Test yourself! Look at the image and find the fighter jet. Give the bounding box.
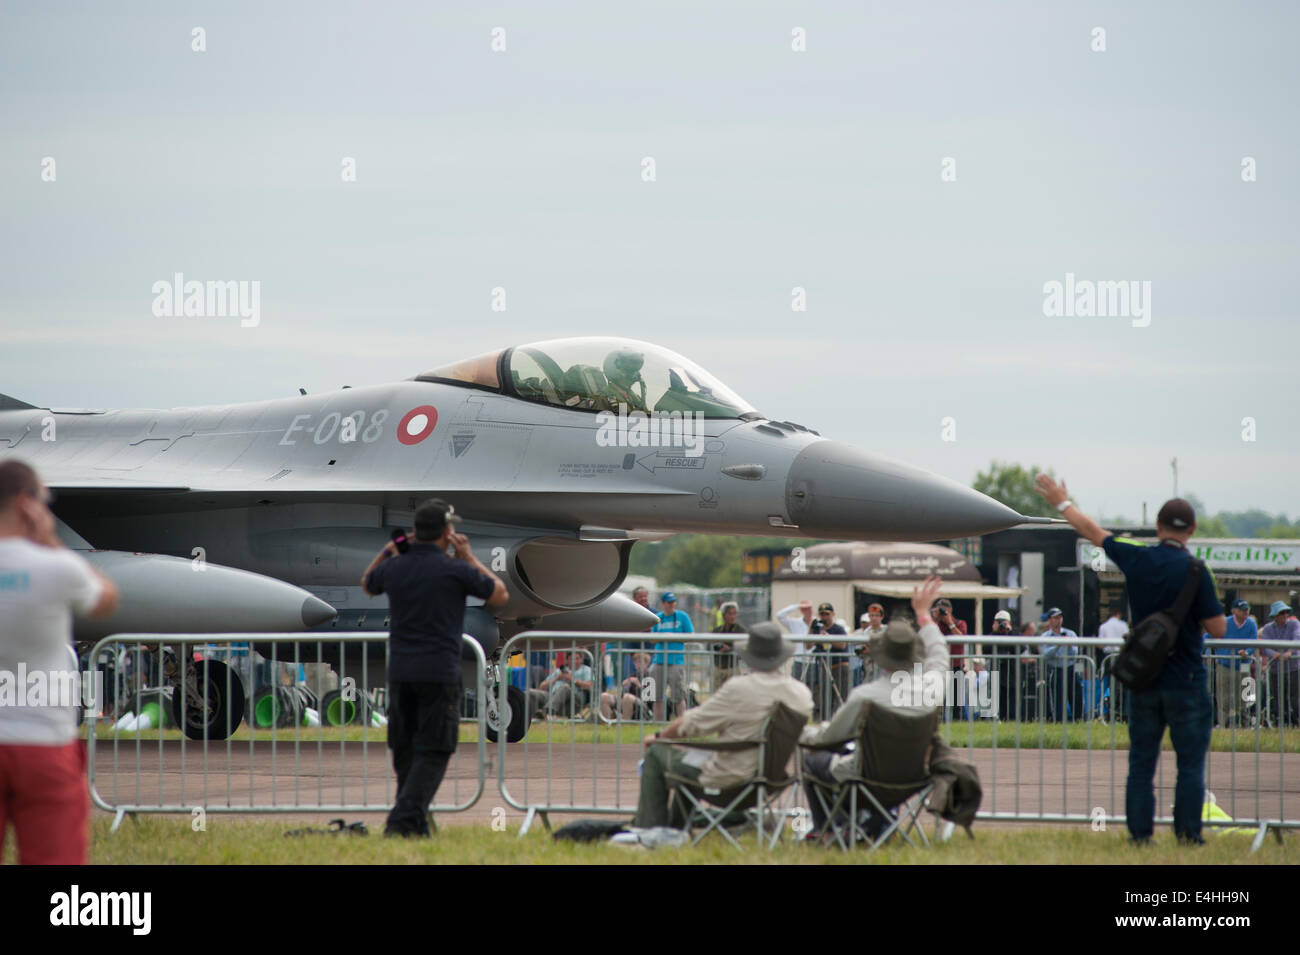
[0,336,1034,739]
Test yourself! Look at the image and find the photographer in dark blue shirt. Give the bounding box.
[361,499,508,836]
[1036,477,1224,845]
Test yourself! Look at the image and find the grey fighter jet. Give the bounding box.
[0,337,1036,740]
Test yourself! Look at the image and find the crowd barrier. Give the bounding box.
[86,630,1297,849]
[86,633,486,829]
[497,633,1299,842]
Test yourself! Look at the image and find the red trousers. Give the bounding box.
[0,740,88,864]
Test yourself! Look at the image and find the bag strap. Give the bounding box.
[1168,557,1205,622]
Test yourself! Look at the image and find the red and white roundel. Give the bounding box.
[397,405,438,445]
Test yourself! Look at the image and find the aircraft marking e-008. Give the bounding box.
[279,409,390,445]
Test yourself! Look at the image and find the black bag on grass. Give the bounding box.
[552,819,629,843]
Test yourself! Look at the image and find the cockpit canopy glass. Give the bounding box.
[419,338,757,419]
[506,338,757,418]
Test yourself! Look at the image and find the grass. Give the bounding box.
[84,719,1300,753]
[56,816,1294,865]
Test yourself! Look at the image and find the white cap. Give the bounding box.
[994,610,1012,622]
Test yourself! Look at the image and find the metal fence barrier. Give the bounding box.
[84,628,1299,846]
[497,632,1299,843]
[86,632,486,829]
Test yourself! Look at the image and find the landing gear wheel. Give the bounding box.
[320,688,359,726]
[484,684,529,743]
[171,659,245,741]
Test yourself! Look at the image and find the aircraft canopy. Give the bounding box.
[420,337,758,419]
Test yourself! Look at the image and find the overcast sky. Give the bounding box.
[2,1,1296,521]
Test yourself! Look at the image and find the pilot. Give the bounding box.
[602,348,650,413]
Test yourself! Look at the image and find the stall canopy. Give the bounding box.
[772,542,1022,635]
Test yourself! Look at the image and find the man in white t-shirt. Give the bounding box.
[0,459,119,864]
[1098,603,1128,645]
[777,600,814,682]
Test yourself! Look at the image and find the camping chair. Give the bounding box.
[661,701,807,850]
[801,702,940,851]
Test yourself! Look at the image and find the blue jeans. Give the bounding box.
[1125,671,1212,841]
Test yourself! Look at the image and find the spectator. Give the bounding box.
[710,601,742,690]
[777,599,814,683]
[601,652,653,720]
[0,460,120,864]
[1098,603,1127,644]
[1261,600,1300,728]
[854,604,887,688]
[1040,608,1082,721]
[932,598,968,672]
[632,623,812,828]
[968,658,994,718]
[800,576,947,833]
[1209,600,1256,728]
[528,648,594,719]
[808,602,849,719]
[1097,602,1128,695]
[650,591,692,720]
[1018,622,1040,720]
[988,610,1018,720]
[615,586,653,685]
[361,498,509,837]
[1037,480,1224,845]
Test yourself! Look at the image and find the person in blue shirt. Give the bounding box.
[1036,476,1224,845]
[1260,600,1300,727]
[650,591,693,720]
[1040,608,1083,721]
[1209,600,1257,728]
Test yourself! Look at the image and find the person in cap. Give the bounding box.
[632,622,813,828]
[361,498,509,837]
[1261,600,1300,727]
[989,609,1024,721]
[808,601,849,720]
[1205,599,1257,727]
[799,576,948,833]
[1040,607,1082,721]
[1035,480,1224,845]
[649,591,693,720]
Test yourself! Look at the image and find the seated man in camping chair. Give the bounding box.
[632,622,813,833]
[800,575,948,842]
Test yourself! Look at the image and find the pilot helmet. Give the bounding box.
[603,348,644,387]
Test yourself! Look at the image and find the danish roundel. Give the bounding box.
[397,405,438,445]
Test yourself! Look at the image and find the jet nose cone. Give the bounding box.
[786,440,1023,541]
[301,595,338,628]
